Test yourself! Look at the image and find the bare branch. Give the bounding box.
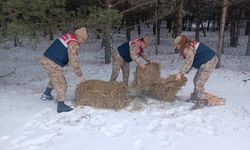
[121,0,156,14]
[119,9,176,31]
[97,0,105,7]
[111,0,127,8]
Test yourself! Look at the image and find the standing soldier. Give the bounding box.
[110,37,154,85]
[40,27,87,113]
[174,35,218,110]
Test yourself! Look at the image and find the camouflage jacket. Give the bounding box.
[130,44,151,64]
[67,42,83,77]
[180,47,196,75]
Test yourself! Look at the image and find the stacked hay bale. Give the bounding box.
[133,63,161,91]
[75,80,129,110]
[133,63,187,102]
[149,75,187,102]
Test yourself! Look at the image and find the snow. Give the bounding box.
[0,29,250,150]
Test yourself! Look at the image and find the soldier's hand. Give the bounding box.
[139,63,146,69]
[78,76,85,83]
[175,73,182,81]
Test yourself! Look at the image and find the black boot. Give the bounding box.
[185,92,197,103]
[57,101,73,113]
[191,99,208,110]
[41,87,54,101]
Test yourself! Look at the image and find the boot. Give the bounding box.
[57,101,73,113]
[185,92,197,103]
[191,99,208,110]
[41,87,54,101]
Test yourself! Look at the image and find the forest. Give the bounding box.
[0,0,249,66]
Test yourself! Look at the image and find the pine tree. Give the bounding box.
[0,0,70,45]
[0,0,27,46]
[87,8,122,64]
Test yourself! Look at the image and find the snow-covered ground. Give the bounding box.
[0,28,250,150]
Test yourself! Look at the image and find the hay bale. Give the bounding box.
[133,63,161,91]
[132,63,187,102]
[149,75,187,102]
[75,80,129,110]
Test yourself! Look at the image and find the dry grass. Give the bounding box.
[75,80,129,110]
[149,75,187,102]
[133,63,187,102]
[133,63,161,91]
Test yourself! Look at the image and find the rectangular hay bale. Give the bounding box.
[132,62,187,102]
[148,75,187,102]
[75,80,129,110]
[133,63,161,91]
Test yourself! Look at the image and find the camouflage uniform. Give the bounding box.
[110,43,151,85]
[40,42,82,101]
[180,46,218,100]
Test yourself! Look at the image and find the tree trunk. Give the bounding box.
[216,11,220,31]
[103,31,111,64]
[245,21,250,35]
[230,9,236,46]
[154,0,159,55]
[172,16,178,38]
[153,22,156,35]
[195,20,200,41]
[182,17,187,31]
[195,0,201,41]
[126,19,131,41]
[246,22,250,56]
[96,32,101,39]
[137,23,141,36]
[118,18,124,34]
[166,18,172,33]
[201,22,206,37]
[207,19,210,31]
[103,0,112,64]
[14,37,18,47]
[177,0,184,37]
[225,19,229,31]
[235,9,244,46]
[216,0,229,68]
[188,16,193,31]
[230,8,243,47]
[14,37,17,47]
[13,35,22,47]
[32,31,37,49]
[172,0,184,38]
[157,20,161,45]
[212,14,216,32]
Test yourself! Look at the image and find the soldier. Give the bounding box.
[40,27,87,113]
[110,37,154,85]
[174,35,218,110]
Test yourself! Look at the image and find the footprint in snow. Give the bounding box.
[101,120,129,137]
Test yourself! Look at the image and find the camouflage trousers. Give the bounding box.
[109,49,130,85]
[40,56,66,101]
[192,56,218,99]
